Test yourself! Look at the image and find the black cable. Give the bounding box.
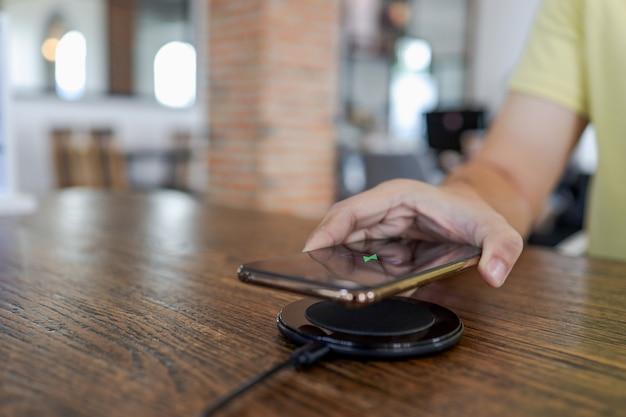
[199,342,331,417]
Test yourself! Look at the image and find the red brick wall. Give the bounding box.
[208,0,339,218]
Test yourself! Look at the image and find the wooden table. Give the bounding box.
[1,190,625,417]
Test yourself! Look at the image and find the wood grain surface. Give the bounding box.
[1,190,625,417]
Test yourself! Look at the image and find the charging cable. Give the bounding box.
[198,342,331,417]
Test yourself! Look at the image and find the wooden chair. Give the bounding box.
[50,128,129,190]
[50,128,73,188]
[171,131,192,190]
[89,128,129,190]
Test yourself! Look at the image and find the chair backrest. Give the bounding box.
[89,128,129,190]
[50,128,129,190]
[170,131,192,190]
[50,128,73,188]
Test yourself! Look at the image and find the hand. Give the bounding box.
[303,179,524,287]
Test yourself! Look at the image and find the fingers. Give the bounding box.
[475,219,524,287]
[303,179,524,289]
[303,204,358,251]
[303,187,397,251]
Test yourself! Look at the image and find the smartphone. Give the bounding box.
[238,239,481,305]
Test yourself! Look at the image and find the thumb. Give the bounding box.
[476,221,524,287]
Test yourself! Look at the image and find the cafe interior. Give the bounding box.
[0,0,596,252]
[2,2,622,417]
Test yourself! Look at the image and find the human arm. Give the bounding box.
[304,92,587,287]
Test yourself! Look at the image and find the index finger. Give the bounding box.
[302,204,358,252]
[303,189,397,251]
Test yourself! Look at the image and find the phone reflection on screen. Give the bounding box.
[307,240,479,288]
[245,239,481,290]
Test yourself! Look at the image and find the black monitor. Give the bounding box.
[426,109,486,152]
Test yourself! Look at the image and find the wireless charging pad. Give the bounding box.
[277,297,463,359]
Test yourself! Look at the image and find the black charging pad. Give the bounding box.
[277,297,463,359]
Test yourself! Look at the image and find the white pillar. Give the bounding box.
[0,13,36,216]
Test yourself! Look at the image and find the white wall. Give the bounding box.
[0,13,10,194]
[0,13,38,214]
[5,0,107,95]
[468,0,542,113]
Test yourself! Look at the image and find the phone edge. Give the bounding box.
[237,255,479,306]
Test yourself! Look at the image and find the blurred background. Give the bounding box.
[0,0,597,251]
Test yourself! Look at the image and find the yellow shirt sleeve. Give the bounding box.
[510,0,588,116]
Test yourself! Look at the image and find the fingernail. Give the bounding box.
[487,258,508,287]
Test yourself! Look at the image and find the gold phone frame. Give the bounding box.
[237,255,479,306]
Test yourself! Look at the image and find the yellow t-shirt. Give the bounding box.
[510,0,626,260]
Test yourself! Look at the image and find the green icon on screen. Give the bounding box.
[362,254,379,263]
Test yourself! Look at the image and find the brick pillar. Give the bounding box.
[208,0,339,218]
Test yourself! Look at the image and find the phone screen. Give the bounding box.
[239,239,481,295]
